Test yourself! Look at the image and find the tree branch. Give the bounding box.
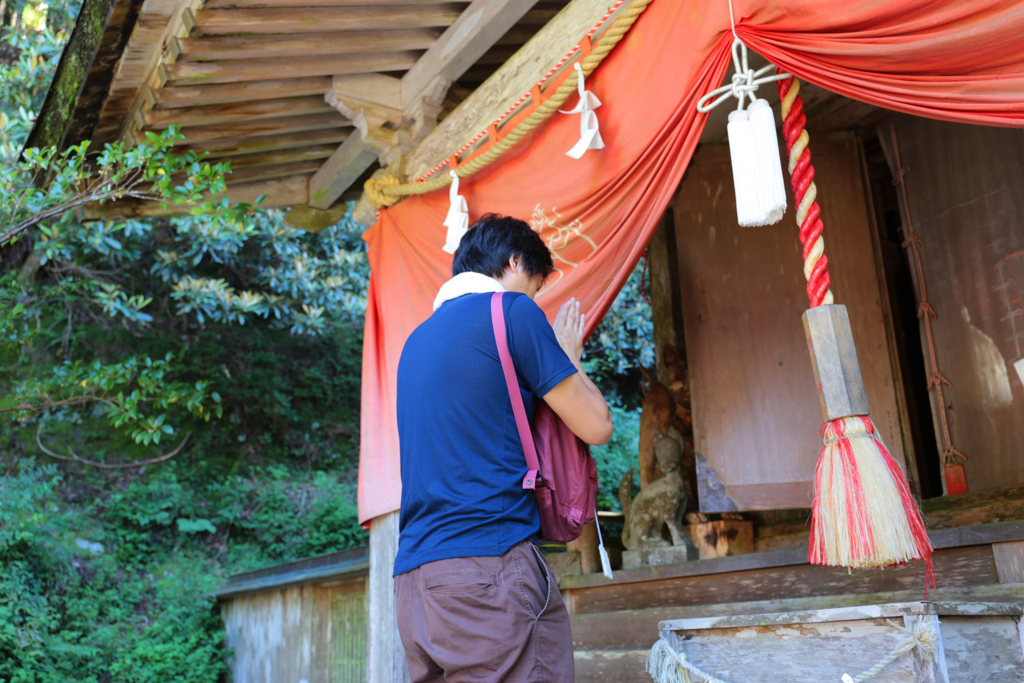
[36,425,191,468]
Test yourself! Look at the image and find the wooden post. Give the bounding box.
[802,304,871,421]
[648,209,683,388]
[367,511,410,683]
[567,521,599,575]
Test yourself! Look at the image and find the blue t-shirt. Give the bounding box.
[393,291,577,576]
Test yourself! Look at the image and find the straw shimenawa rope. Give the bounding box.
[363,0,655,207]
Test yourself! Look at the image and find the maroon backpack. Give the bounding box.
[490,292,599,543]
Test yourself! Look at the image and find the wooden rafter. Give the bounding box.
[175,29,442,63]
[192,5,466,35]
[206,0,465,7]
[220,145,338,169]
[144,96,335,128]
[222,160,325,185]
[175,129,351,159]
[154,112,350,145]
[163,51,424,87]
[152,77,332,109]
[82,176,312,219]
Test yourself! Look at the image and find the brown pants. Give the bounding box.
[394,540,574,683]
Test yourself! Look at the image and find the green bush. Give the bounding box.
[0,458,366,682]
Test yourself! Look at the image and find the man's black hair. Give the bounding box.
[452,213,554,279]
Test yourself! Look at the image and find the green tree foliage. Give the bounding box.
[583,259,654,408]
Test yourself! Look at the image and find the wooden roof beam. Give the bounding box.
[405,0,626,181]
[400,0,542,109]
[307,0,543,211]
[308,134,379,209]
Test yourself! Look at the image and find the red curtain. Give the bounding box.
[358,0,1024,524]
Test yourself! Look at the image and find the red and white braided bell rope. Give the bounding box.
[778,73,834,308]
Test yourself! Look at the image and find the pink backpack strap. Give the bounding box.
[490,292,541,490]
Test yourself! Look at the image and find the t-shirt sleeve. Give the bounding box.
[507,295,578,397]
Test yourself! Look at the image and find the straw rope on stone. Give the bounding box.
[646,619,938,683]
[362,0,655,207]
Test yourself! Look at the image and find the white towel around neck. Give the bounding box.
[433,272,505,311]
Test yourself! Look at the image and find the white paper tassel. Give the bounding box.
[727,110,762,228]
[560,63,604,159]
[748,99,787,225]
[442,170,469,254]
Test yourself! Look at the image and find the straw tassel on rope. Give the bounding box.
[778,73,933,580]
[697,38,789,227]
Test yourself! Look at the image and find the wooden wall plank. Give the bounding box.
[673,135,907,511]
[881,116,1024,493]
[570,545,996,615]
[573,650,649,683]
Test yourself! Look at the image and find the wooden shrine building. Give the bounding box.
[30,0,1024,680]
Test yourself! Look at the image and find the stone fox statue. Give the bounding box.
[619,426,688,550]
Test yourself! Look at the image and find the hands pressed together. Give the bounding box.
[552,298,585,365]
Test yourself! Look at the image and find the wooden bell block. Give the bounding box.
[944,463,969,496]
[802,304,870,421]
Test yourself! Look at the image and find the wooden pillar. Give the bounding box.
[647,206,699,510]
[648,208,684,388]
[367,511,409,683]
